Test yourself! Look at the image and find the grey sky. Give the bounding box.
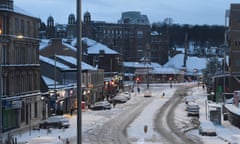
[15,0,240,25]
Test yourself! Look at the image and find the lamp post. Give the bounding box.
[76,0,82,143]
[0,46,3,144]
[54,53,57,91]
[41,96,46,120]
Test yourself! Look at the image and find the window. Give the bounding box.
[235,59,240,67]
[27,21,30,36]
[34,102,38,118]
[1,46,6,64]
[21,19,24,35]
[21,102,25,122]
[137,31,143,38]
[15,17,19,34]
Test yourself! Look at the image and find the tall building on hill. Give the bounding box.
[0,0,41,139]
[82,11,152,62]
[43,11,169,65]
[118,11,150,25]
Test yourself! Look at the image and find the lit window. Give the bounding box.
[0,16,2,34]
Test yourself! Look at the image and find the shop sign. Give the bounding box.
[3,99,22,109]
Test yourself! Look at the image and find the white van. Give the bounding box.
[229,134,240,144]
[27,136,63,144]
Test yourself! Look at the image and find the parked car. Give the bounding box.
[39,115,70,129]
[186,102,199,117]
[123,92,131,100]
[184,95,196,104]
[90,101,112,110]
[117,92,131,100]
[225,97,233,104]
[198,120,217,136]
[229,134,240,144]
[27,136,63,144]
[111,95,128,103]
[144,89,152,97]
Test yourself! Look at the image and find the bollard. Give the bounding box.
[66,138,70,144]
[144,125,148,133]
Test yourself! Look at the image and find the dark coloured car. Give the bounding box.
[90,101,112,110]
[39,115,70,129]
[186,102,200,117]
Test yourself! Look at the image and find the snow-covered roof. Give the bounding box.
[42,75,59,86]
[175,47,185,53]
[151,67,180,74]
[62,42,77,52]
[55,24,67,32]
[56,55,97,70]
[15,6,35,18]
[40,37,117,55]
[41,75,73,89]
[123,62,162,68]
[82,37,118,55]
[164,54,207,71]
[39,39,51,50]
[151,31,159,36]
[39,39,77,52]
[40,55,74,71]
[225,104,240,115]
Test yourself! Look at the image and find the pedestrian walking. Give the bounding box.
[70,107,73,116]
[113,101,116,108]
[161,92,165,98]
[137,87,140,93]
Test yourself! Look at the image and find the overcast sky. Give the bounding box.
[15,0,240,25]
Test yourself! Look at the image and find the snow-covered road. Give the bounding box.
[15,82,240,144]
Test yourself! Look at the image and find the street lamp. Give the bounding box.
[41,96,46,120]
[54,53,57,91]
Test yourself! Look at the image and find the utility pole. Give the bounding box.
[0,48,3,144]
[76,0,82,143]
[0,61,3,144]
[183,32,188,68]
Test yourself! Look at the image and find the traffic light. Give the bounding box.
[110,80,115,85]
[136,77,140,82]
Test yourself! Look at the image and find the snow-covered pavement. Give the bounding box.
[178,86,240,144]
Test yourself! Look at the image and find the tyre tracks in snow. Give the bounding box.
[154,86,203,144]
[84,97,152,144]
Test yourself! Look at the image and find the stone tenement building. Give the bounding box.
[0,0,41,136]
[42,11,169,65]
